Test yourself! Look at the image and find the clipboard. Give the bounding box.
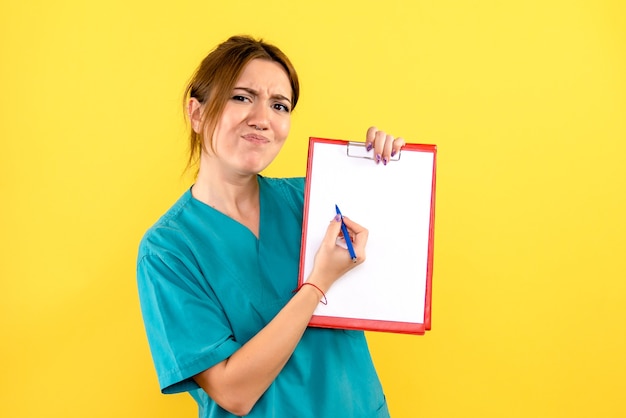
[298,137,437,335]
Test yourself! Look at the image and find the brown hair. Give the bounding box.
[183,35,300,171]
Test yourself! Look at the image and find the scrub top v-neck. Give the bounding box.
[137,176,389,418]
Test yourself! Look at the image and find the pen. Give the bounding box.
[335,204,357,263]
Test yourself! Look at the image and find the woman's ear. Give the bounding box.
[188,98,204,134]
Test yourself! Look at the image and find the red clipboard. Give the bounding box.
[298,137,437,335]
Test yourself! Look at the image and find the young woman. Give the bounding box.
[137,35,405,417]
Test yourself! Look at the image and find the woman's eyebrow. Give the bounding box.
[233,86,292,105]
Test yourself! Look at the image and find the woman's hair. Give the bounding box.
[183,35,300,171]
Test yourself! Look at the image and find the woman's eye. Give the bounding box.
[232,95,249,102]
[273,103,290,112]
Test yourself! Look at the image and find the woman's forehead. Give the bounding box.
[235,59,291,94]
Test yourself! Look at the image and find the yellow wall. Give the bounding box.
[2,0,625,416]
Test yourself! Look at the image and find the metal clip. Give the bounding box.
[346,142,401,161]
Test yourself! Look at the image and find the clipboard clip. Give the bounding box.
[346,142,401,162]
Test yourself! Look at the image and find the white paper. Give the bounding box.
[302,141,434,324]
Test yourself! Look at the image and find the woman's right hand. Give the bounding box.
[307,215,369,292]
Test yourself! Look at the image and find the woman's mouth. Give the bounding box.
[242,133,270,144]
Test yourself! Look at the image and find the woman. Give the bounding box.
[137,35,405,417]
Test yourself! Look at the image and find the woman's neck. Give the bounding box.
[192,163,261,236]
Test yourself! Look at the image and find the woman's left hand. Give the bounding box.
[364,126,406,165]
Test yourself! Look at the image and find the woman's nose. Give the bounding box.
[247,102,270,130]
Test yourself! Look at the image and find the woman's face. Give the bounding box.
[205,58,292,177]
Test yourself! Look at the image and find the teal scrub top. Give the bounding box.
[137,176,389,417]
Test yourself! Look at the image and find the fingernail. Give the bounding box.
[366,143,373,152]
[375,154,381,164]
[391,150,396,157]
[383,157,388,166]
[334,214,341,222]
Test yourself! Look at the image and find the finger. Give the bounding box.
[322,214,344,247]
[341,216,369,249]
[365,126,377,152]
[391,136,406,158]
[373,130,386,164]
[382,134,394,165]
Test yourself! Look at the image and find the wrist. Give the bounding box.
[306,270,332,294]
[299,282,328,305]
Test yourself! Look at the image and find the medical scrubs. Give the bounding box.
[137,176,389,417]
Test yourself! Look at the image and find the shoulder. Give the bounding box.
[137,189,195,262]
[259,176,305,217]
[260,176,305,193]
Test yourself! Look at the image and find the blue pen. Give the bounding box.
[335,204,357,263]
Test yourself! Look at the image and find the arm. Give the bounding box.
[193,215,369,416]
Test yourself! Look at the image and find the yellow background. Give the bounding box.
[2,0,625,417]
